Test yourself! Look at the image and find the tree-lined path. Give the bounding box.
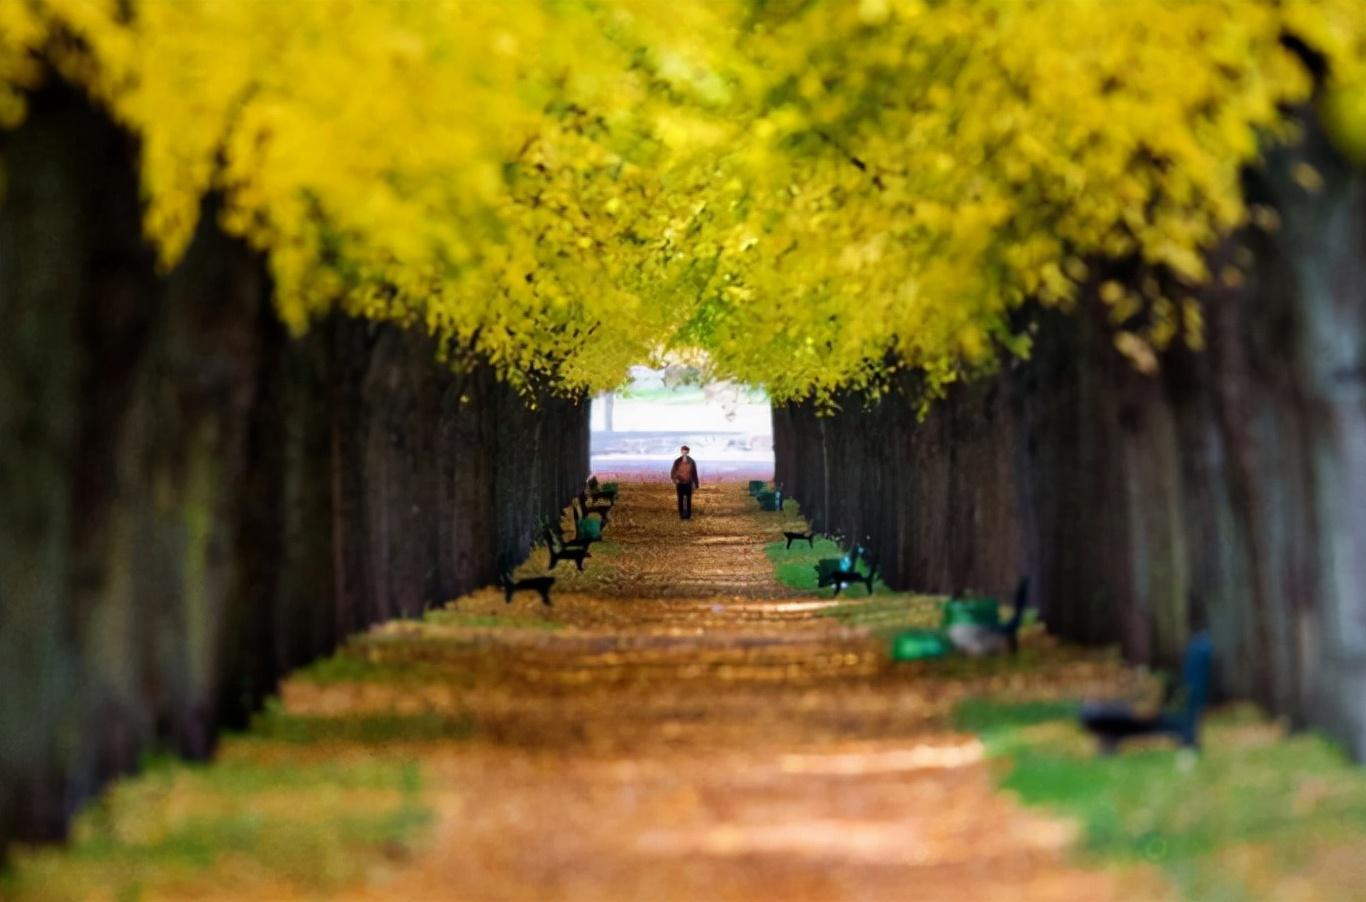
[11,482,1165,900]
[5,4,1366,894]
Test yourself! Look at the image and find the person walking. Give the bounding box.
[670,445,700,520]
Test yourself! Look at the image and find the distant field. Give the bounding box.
[618,386,768,404]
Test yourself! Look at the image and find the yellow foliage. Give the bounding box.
[1,0,1363,399]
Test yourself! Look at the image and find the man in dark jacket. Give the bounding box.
[670,445,699,520]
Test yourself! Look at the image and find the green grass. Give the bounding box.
[765,534,948,640]
[290,649,463,686]
[764,537,894,596]
[3,749,429,900]
[575,538,624,561]
[954,699,1366,900]
[294,598,569,688]
[423,608,565,631]
[617,385,768,404]
[246,701,475,745]
[291,636,491,688]
[818,595,944,633]
[766,533,936,641]
[766,509,1366,898]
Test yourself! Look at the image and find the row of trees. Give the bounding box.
[3,0,1366,846]
[775,103,1366,756]
[0,78,590,848]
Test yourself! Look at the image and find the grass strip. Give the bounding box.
[3,752,429,900]
[954,698,1366,901]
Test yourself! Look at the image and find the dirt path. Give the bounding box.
[277,482,1156,901]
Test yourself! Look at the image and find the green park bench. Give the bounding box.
[885,601,994,666]
[889,599,996,663]
[544,525,591,570]
[814,544,876,596]
[547,512,600,549]
[568,497,606,541]
[894,579,1029,661]
[587,476,618,504]
[814,557,845,584]
[890,630,952,661]
[756,489,782,511]
[576,491,612,526]
[941,596,1001,629]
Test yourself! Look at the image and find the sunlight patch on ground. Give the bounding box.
[636,818,955,863]
[776,741,984,776]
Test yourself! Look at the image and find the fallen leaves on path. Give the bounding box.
[319,483,1160,901]
[8,482,1165,901]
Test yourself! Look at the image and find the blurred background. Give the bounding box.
[590,367,773,481]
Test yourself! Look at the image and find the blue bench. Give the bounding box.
[1080,632,1213,752]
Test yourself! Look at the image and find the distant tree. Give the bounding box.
[601,392,615,433]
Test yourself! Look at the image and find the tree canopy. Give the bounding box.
[3,0,1364,400]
